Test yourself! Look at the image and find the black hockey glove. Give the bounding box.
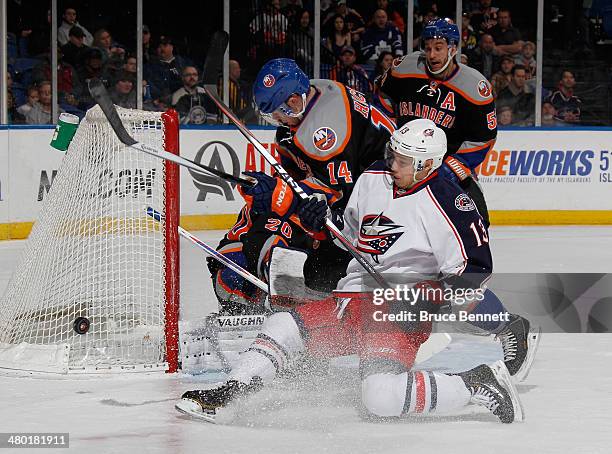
[297,196,329,232]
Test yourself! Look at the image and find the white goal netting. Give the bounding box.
[0,105,178,374]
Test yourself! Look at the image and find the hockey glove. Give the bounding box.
[297,196,329,232]
[440,155,472,185]
[239,171,298,218]
[275,126,294,149]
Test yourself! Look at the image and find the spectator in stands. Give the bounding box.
[497,105,513,126]
[110,72,136,109]
[489,9,523,57]
[469,0,499,35]
[491,55,514,96]
[32,50,82,114]
[460,53,469,65]
[123,55,137,75]
[142,25,154,64]
[541,101,564,127]
[249,0,289,62]
[514,41,536,79]
[373,50,394,81]
[93,28,126,71]
[218,60,256,123]
[16,86,38,117]
[323,14,352,59]
[76,49,110,109]
[360,9,403,75]
[281,0,303,24]
[344,7,366,47]
[287,9,314,74]
[145,36,188,105]
[497,64,534,125]
[461,12,478,55]
[548,70,582,124]
[57,7,93,47]
[25,81,64,124]
[7,90,26,124]
[375,0,405,34]
[330,45,372,95]
[323,0,365,36]
[470,33,500,80]
[172,66,215,124]
[60,26,90,69]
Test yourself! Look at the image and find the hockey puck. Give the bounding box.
[73,317,90,335]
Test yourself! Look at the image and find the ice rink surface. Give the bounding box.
[1,226,612,454]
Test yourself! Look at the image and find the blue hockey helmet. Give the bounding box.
[421,18,460,47]
[253,58,310,125]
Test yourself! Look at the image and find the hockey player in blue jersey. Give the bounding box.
[178,120,537,424]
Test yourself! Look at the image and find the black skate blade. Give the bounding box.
[491,360,525,422]
[513,326,541,383]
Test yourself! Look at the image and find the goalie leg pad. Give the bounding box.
[229,311,306,385]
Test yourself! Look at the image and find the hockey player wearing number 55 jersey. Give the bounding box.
[378,18,497,226]
[177,120,537,425]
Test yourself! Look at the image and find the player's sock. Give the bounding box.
[228,311,305,385]
[465,289,509,332]
[361,371,470,417]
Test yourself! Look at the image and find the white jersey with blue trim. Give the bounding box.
[337,161,493,291]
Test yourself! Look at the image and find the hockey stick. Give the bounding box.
[147,208,268,292]
[202,88,392,289]
[87,79,254,187]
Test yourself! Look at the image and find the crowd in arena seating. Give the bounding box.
[5,0,605,126]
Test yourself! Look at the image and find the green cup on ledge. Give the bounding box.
[50,112,80,151]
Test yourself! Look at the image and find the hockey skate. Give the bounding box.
[496,314,541,382]
[175,377,263,423]
[457,360,524,423]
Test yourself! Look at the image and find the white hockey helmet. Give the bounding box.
[386,118,447,174]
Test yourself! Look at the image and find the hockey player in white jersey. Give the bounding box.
[176,120,529,424]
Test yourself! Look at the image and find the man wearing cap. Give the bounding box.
[329,45,372,95]
[61,26,90,68]
[145,35,190,105]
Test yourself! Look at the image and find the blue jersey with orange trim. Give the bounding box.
[337,161,492,291]
[275,79,395,209]
[378,52,497,171]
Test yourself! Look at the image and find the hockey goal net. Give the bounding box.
[0,105,180,374]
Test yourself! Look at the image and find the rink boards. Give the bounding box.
[1,125,612,240]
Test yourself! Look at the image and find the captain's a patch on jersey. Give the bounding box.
[455,193,476,211]
[313,127,337,152]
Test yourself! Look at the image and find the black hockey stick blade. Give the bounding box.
[202,31,230,86]
[88,79,137,146]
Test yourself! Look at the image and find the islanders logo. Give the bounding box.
[477,79,492,98]
[312,127,337,152]
[358,213,404,263]
[263,74,275,88]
